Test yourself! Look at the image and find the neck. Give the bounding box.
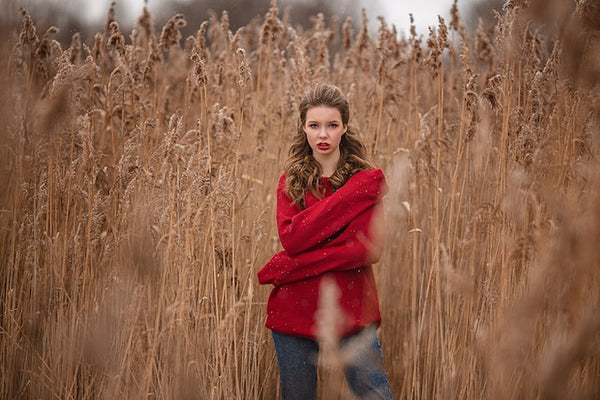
[315,150,340,177]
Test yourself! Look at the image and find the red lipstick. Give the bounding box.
[317,143,330,150]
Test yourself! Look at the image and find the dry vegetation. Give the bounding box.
[1,0,599,398]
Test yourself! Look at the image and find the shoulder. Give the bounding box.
[277,172,288,194]
[350,168,385,181]
[278,172,286,184]
[349,168,388,194]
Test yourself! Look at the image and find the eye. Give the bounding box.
[308,123,319,129]
[329,123,339,128]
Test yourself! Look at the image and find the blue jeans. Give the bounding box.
[272,326,393,399]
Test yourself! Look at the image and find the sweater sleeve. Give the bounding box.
[257,203,379,286]
[276,169,385,256]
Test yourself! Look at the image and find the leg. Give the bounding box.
[341,326,393,400]
[271,331,319,400]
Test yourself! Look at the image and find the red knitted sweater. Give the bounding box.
[257,168,387,339]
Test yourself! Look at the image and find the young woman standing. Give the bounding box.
[258,83,393,400]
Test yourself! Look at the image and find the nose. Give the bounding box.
[317,126,328,138]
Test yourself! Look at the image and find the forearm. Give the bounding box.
[258,205,381,286]
[257,238,367,286]
[278,170,385,255]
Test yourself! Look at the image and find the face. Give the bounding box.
[303,105,347,164]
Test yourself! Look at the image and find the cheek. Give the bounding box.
[303,126,314,139]
[302,128,310,141]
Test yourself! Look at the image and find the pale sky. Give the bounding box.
[381,0,468,35]
[79,0,468,36]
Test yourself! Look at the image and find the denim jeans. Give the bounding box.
[272,326,393,400]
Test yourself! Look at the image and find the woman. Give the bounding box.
[258,83,393,399]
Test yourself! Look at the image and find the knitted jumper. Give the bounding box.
[257,168,387,339]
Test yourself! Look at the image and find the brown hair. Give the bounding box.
[284,83,372,207]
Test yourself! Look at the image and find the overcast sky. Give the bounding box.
[79,0,466,36]
[381,0,465,35]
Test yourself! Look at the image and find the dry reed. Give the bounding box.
[1,1,599,399]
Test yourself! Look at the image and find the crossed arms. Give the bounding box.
[257,169,387,286]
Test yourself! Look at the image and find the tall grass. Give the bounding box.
[1,0,599,399]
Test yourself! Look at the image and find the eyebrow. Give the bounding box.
[306,119,341,123]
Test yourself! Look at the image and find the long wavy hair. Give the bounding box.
[284,83,372,207]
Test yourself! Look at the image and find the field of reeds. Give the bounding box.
[1,0,599,398]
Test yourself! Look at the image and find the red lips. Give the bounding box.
[317,143,330,150]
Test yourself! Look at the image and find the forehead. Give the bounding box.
[305,105,343,121]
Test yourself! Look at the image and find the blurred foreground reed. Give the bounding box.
[1,0,599,398]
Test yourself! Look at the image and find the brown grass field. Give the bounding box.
[1,0,599,398]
